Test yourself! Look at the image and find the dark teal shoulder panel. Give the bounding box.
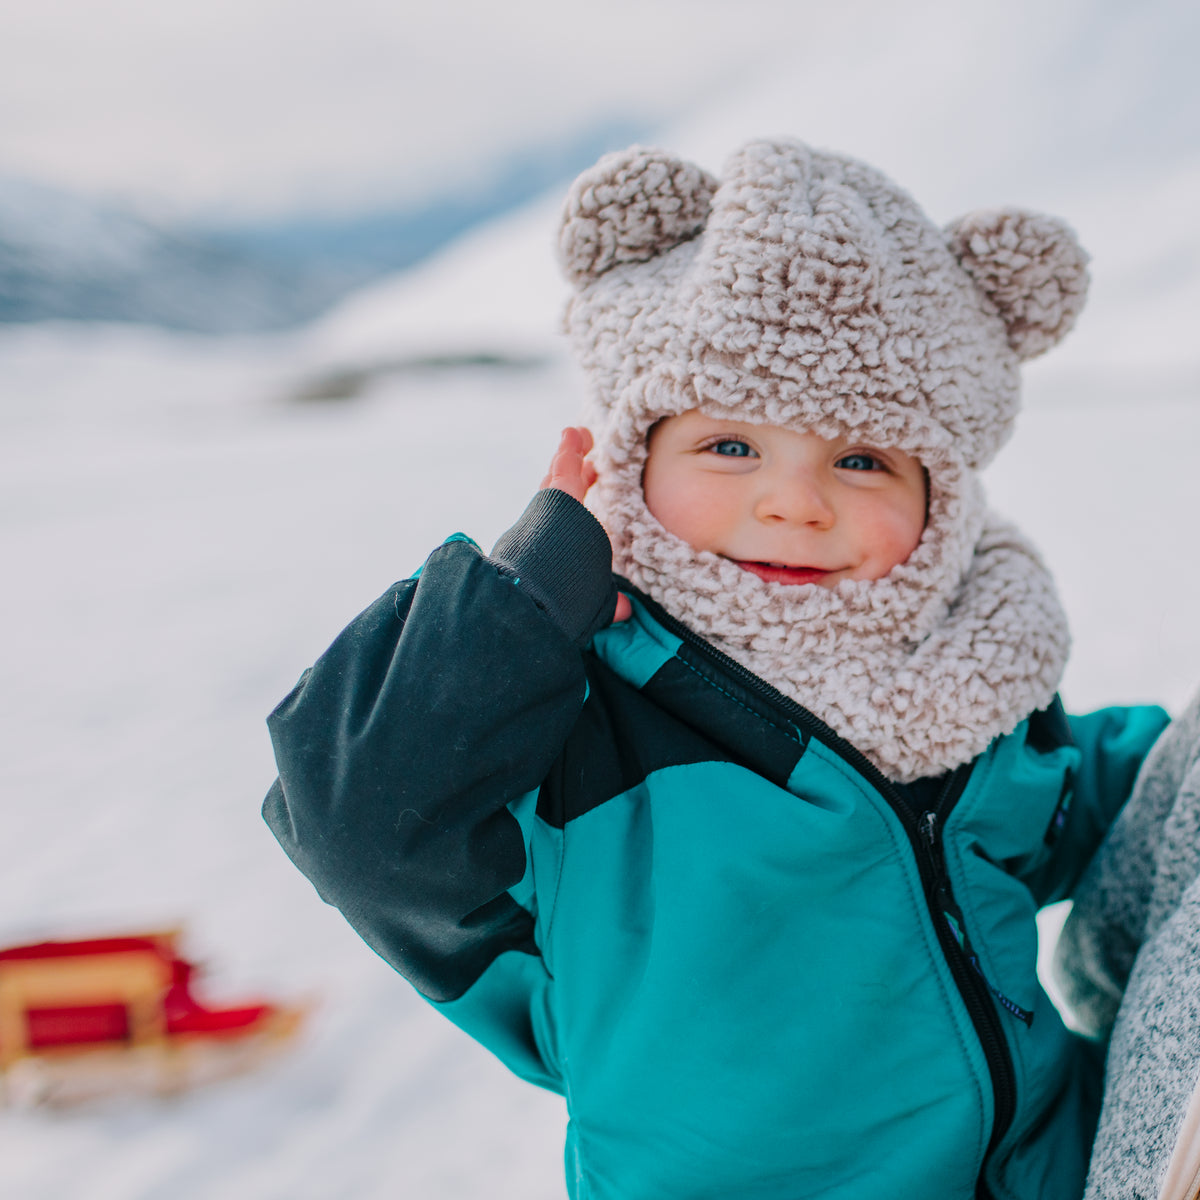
[660,645,806,785]
[536,652,741,828]
[537,640,807,828]
[264,538,588,1004]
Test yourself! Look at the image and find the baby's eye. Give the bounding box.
[836,452,883,472]
[709,439,758,458]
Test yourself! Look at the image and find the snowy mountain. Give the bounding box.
[0,176,340,332]
[0,122,643,334]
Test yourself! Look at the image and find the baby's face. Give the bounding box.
[642,411,927,587]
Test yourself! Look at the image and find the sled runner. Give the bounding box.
[0,930,304,1106]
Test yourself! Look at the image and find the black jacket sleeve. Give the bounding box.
[263,490,616,1003]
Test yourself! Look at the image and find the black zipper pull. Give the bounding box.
[921,810,950,901]
[920,810,939,853]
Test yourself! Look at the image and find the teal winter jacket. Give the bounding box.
[264,491,1168,1200]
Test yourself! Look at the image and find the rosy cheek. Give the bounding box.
[645,474,726,550]
[648,491,703,543]
[871,509,925,573]
[834,495,916,580]
[644,476,681,535]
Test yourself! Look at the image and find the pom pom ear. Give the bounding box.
[558,146,718,288]
[946,209,1090,360]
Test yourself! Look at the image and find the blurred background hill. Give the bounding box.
[0,121,640,330]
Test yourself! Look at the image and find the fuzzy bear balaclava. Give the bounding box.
[557,139,1087,782]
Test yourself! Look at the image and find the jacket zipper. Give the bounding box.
[919,780,1020,1149]
[618,580,1019,1185]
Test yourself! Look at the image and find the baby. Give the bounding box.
[264,140,1169,1200]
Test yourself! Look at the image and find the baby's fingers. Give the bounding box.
[541,427,595,502]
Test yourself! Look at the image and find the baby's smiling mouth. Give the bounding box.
[733,560,834,586]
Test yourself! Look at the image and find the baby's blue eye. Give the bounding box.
[711,440,757,458]
[837,453,882,471]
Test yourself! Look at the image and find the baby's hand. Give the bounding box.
[541,427,631,624]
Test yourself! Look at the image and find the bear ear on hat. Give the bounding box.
[558,146,718,288]
[946,209,1090,360]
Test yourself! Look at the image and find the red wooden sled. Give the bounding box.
[0,930,305,1106]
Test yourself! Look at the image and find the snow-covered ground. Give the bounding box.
[0,323,576,1199]
[3,2,1200,1194]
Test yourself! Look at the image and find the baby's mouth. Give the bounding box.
[734,560,832,586]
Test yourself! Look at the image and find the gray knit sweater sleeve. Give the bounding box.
[1053,691,1200,1200]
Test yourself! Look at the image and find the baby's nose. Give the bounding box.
[753,472,835,528]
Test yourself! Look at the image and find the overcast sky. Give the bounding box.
[0,0,812,218]
[1,0,1197,224]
